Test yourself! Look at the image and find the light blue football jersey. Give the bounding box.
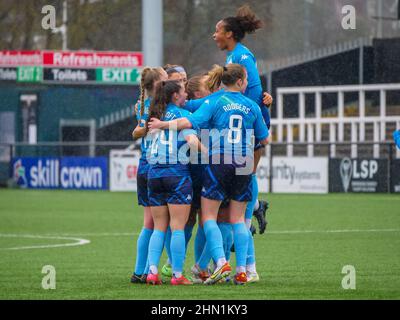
[226,43,261,93]
[147,103,197,177]
[187,91,269,157]
[226,43,270,128]
[183,89,225,113]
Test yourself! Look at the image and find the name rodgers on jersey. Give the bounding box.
[222,103,251,114]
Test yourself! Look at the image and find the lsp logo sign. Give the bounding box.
[340,158,379,192]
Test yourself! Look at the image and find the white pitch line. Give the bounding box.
[0,234,91,251]
[45,232,139,237]
[0,229,398,250]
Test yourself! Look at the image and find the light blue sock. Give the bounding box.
[184,224,194,250]
[164,226,172,265]
[245,174,258,220]
[232,222,249,269]
[144,259,149,275]
[246,229,256,265]
[171,230,186,276]
[134,227,153,275]
[194,225,206,263]
[198,242,212,270]
[218,222,233,261]
[198,222,232,270]
[203,220,225,264]
[148,230,165,272]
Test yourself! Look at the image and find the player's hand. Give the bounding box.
[132,124,147,140]
[148,117,164,131]
[263,92,273,107]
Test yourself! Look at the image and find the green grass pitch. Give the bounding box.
[0,189,399,300]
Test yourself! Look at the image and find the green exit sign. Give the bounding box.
[17,66,42,83]
[96,68,140,84]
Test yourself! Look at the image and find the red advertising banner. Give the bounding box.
[0,50,143,68]
[0,51,42,67]
[0,50,143,85]
[42,51,143,68]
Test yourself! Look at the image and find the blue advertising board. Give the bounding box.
[11,157,108,190]
[60,157,108,190]
[11,157,59,189]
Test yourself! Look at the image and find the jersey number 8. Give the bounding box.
[228,115,243,144]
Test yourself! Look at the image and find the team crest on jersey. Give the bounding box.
[241,54,249,61]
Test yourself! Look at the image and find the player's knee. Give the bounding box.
[144,220,154,230]
[169,217,187,232]
[229,216,245,224]
[217,214,229,223]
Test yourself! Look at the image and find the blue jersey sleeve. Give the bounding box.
[183,96,209,113]
[261,106,271,130]
[253,104,269,141]
[186,100,214,130]
[183,90,225,113]
[239,55,258,83]
[394,130,400,149]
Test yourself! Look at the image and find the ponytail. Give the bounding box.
[223,5,263,42]
[138,67,165,119]
[207,64,245,89]
[236,4,263,33]
[139,67,151,119]
[206,64,224,92]
[148,80,182,121]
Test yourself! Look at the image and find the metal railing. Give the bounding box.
[0,141,137,163]
[273,83,400,159]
